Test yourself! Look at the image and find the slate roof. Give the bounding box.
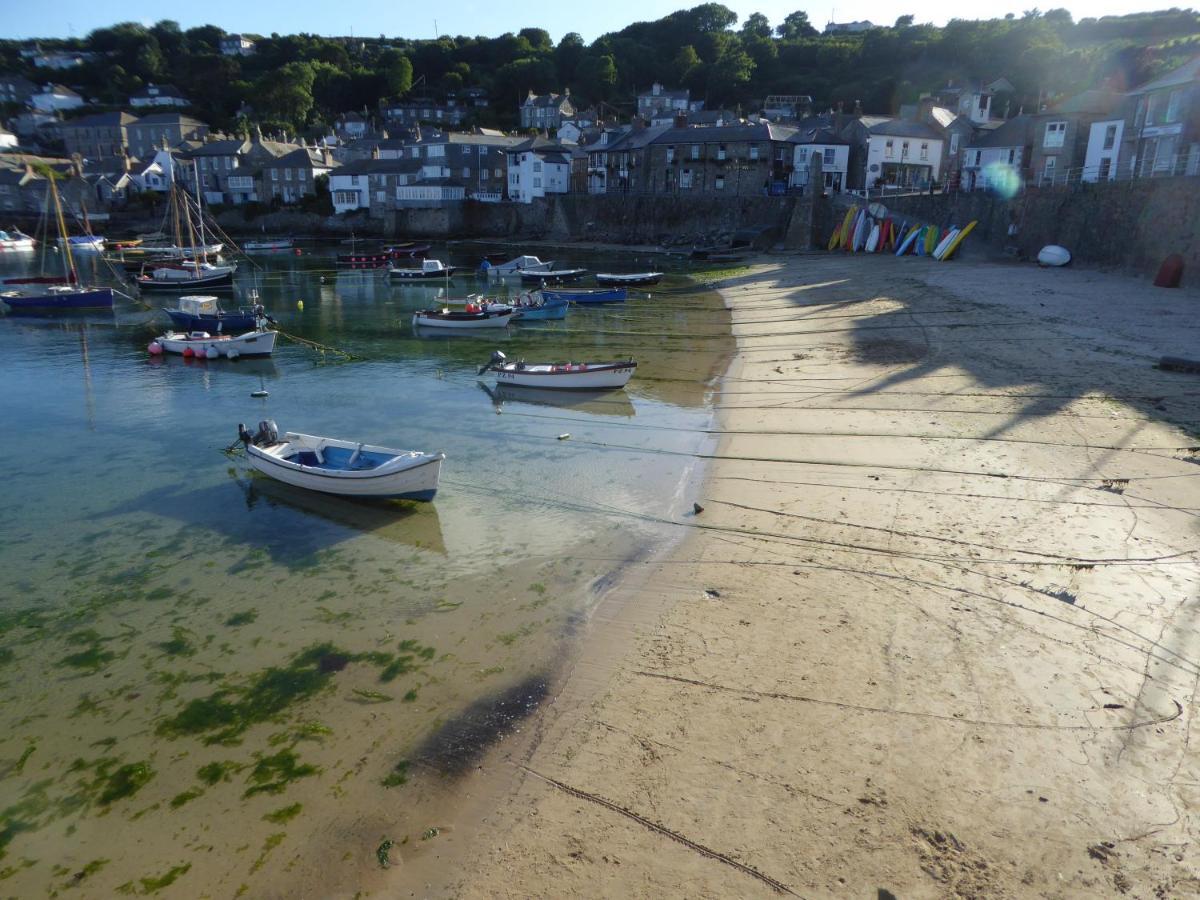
[1131,56,1200,93]
[130,113,208,128]
[649,123,797,144]
[868,119,943,140]
[259,148,330,169]
[965,114,1033,149]
[524,92,569,108]
[60,112,137,128]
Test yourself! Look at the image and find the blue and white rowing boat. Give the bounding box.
[512,295,568,320]
[540,287,627,305]
[238,421,445,501]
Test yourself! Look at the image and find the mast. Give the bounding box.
[49,176,77,284]
[192,159,209,264]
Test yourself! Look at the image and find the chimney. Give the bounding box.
[917,96,936,123]
[674,112,688,128]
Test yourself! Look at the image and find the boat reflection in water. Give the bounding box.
[238,473,447,556]
[145,354,281,379]
[412,324,513,342]
[477,380,636,418]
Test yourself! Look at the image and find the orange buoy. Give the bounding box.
[1154,253,1184,288]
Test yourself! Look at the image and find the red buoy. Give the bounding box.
[1154,253,1184,288]
[182,346,194,358]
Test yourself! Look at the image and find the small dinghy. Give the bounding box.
[149,329,277,358]
[594,272,663,286]
[519,267,587,285]
[388,258,457,280]
[413,301,513,329]
[238,420,444,501]
[478,350,636,390]
[1037,245,1071,267]
[243,238,293,252]
[511,294,568,321]
[540,287,627,305]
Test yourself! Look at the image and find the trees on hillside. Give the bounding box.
[4,6,1196,134]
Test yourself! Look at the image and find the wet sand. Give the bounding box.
[443,255,1200,897]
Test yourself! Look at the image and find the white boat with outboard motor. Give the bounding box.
[149,328,277,358]
[237,420,445,500]
[478,350,636,389]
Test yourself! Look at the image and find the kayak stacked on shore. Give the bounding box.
[828,204,977,262]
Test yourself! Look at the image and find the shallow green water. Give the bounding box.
[0,242,731,895]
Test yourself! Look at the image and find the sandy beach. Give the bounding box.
[426,254,1200,898]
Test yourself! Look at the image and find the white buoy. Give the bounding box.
[205,346,219,360]
[226,348,240,360]
[251,389,269,398]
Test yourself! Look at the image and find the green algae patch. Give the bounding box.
[58,643,117,672]
[197,760,242,786]
[157,643,353,745]
[376,838,395,868]
[157,627,196,658]
[169,788,203,809]
[117,862,191,894]
[224,610,258,627]
[381,760,409,788]
[250,833,285,873]
[263,802,302,824]
[97,761,155,806]
[243,749,318,798]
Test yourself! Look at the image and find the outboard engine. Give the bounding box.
[478,350,507,375]
[253,419,279,446]
[237,423,253,447]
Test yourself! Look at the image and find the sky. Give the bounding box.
[5,0,1178,43]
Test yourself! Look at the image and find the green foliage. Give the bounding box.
[4,4,1199,130]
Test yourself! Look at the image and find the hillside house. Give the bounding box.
[30,83,83,113]
[130,84,189,108]
[789,123,850,192]
[127,113,209,160]
[506,137,573,202]
[960,115,1034,191]
[843,118,945,190]
[221,35,256,56]
[1030,90,1125,186]
[1125,55,1200,179]
[59,111,138,161]
[519,90,574,131]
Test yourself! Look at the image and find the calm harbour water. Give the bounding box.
[0,242,731,895]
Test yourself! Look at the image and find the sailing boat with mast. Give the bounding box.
[135,163,236,292]
[1,171,113,312]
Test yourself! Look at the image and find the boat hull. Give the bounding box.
[156,330,277,357]
[594,273,663,286]
[246,434,444,500]
[519,269,587,285]
[137,270,234,291]
[492,360,635,389]
[243,239,293,251]
[165,310,258,333]
[2,287,114,311]
[541,288,627,304]
[512,300,568,320]
[412,309,513,329]
[388,267,457,280]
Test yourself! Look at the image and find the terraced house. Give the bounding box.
[643,124,799,195]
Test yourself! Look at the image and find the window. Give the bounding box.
[1043,156,1056,182]
[1167,90,1183,123]
[901,141,910,159]
[680,169,693,188]
[533,177,541,188]
[666,146,675,162]
[495,168,503,178]
[1103,124,1117,150]
[823,148,836,166]
[1008,148,1016,164]
[974,150,982,166]
[374,190,386,202]
[284,169,293,181]
[1098,158,1111,180]
[749,145,759,160]
[271,169,279,181]
[690,144,700,159]
[949,133,959,155]
[427,144,445,157]
[715,175,725,189]
[920,142,929,161]
[463,168,470,178]
[1044,121,1066,148]
[533,162,542,172]
[717,144,726,161]
[885,139,894,158]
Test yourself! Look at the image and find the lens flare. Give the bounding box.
[982,161,1022,199]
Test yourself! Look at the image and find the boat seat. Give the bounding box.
[293,449,325,466]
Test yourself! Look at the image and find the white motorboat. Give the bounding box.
[243,238,293,252]
[60,235,105,251]
[0,230,35,252]
[413,303,513,329]
[478,350,636,390]
[484,255,554,276]
[388,258,457,280]
[149,328,277,358]
[237,420,444,501]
